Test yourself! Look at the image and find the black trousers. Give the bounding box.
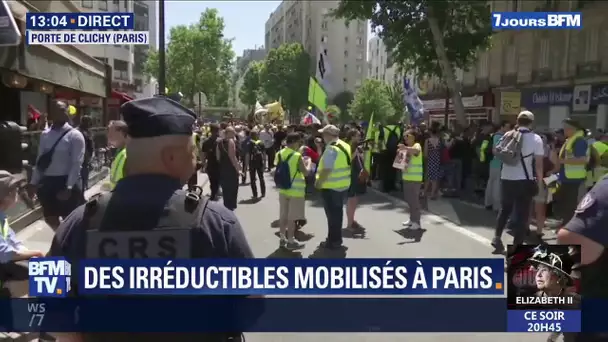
[265,147,275,170]
[381,150,397,192]
[249,163,266,197]
[494,179,534,246]
[207,167,220,200]
[220,171,239,210]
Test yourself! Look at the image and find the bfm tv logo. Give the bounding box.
[28,257,71,297]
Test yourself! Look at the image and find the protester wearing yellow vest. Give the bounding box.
[0,171,45,296]
[399,130,424,230]
[277,133,312,251]
[316,125,351,249]
[592,136,608,183]
[556,119,589,224]
[107,120,129,190]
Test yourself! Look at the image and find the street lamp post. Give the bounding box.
[158,0,166,95]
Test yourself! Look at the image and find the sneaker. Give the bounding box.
[410,222,421,230]
[279,238,287,248]
[285,241,305,251]
[491,237,504,254]
[402,220,412,227]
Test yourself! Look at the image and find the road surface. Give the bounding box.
[13,172,551,342]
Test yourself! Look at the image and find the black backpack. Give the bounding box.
[250,141,264,163]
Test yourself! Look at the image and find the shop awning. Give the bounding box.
[2,1,107,98]
[112,90,133,102]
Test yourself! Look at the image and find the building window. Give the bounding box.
[356,37,363,45]
[511,0,520,11]
[345,21,350,28]
[113,0,118,4]
[344,36,348,43]
[357,52,363,60]
[375,66,379,74]
[321,21,328,30]
[356,65,362,73]
[321,8,329,16]
[98,0,108,10]
[113,59,129,81]
[344,50,348,57]
[584,28,599,62]
[81,0,93,8]
[343,77,348,84]
[95,57,108,64]
[321,35,328,44]
[124,0,128,10]
[358,21,364,33]
[538,39,550,69]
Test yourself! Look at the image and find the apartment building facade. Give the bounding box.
[367,36,401,86]
[417,0,608,129]
[77,0,157,98]
[264,0,367,97]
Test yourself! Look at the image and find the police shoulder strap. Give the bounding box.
[82,187,210,232]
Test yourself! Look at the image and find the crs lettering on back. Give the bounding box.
[85,229,191,258]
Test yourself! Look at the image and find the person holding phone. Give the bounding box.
[399,130,424,230]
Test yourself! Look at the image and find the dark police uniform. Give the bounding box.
[47,97,254,342]
[561,175,608,342]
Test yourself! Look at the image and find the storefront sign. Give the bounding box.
[521,84,608,109]
[500,91,521,115]
[423,95,483,110]
[592,85,608,104]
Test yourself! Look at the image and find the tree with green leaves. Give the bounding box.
[239,61,264,108]
[385,80,407,123]
[330,90,354,123]
[260,43,311,120]
[144,8,235,107]
[349,79,394,123]
[333,1,492,125]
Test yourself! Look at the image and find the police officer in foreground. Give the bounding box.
[557,174,608,342]
[47,97,254,342]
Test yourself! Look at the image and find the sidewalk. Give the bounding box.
[16,173,209,253]
[369,181,559,247]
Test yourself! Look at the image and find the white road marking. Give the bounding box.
[369,188,493,247]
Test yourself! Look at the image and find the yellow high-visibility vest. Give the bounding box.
[277,147,305,198]
[559,131,588,180]
[382,125,402,149]
[592,141,608,182]
[402,143,423,182]
[372,128,382,152]
[317,139,352,191]
[110,148,127,190]
[480,137,491,162]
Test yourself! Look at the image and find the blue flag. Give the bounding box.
[403,77,425,124]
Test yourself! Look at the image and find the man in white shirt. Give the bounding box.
[492,110,545,254]
[259,125,274,171]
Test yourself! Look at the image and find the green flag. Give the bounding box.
[364,113,374,172]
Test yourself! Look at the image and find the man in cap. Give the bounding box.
[316,124,351,250]
[47,97,254,342]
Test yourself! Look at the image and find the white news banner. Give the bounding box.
[26,30,149,45]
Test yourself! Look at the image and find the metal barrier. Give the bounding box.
[7,127,110,226]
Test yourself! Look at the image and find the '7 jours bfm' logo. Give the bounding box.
[28,257,71,297]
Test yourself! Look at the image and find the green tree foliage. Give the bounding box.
[260,43,311,117]
[239,61,264,107]
[348,79,394,123]
[333,1,492,125]
[144,9,235,106]
[385,81,407,123]
[330,91,354,123]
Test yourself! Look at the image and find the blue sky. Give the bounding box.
[164,1,373,58]
[165,1,281,57]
